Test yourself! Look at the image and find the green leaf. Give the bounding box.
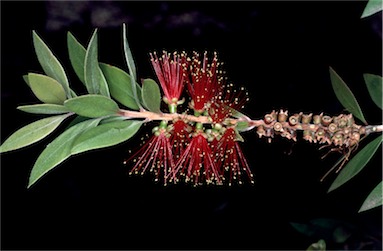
[70,89,78,98]
[361,0,383,18]
[71,120,143,154]
[28,118,101,188]
[141,79,161,113]
[122,23,137,81]
[359,181,383,212]
[329,67,367,124]
[65,116,91,130]
[99,115,128,124]
[28,73,67,104]
[64,94,119,118]
[84,29,101,94]
[328,135,382,192]
[67,31,86,84]
[23,75,30,87]
[68,31,109,97]
[123,23,141,110]
[363,73,382,109]
[32,31,72,98]
[98,67,110,98]
[307,239,326,251]
[235,121,255,132]
[17,104,71,114]
[99,63,141,110]
[0,114,70,153]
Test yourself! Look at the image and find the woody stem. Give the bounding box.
[118,109,383,135]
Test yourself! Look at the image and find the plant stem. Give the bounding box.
[118,109,383,136]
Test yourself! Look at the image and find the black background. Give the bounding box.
[1,1,382,250]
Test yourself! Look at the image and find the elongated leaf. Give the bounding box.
[0,114,70,153]
[359,181,382,212]
[28,73,67,104]
[98,67,110,98]
[70,89,78,97]
[28,118,101,188]
[71,120,142,154]
[123,23,141,110]
[68,31,109,97]
[84,29,100,94]
[23,75,30,87]
[363,73,382,109]
[64,94,119,118]
[329,67,367,124]
[67,31,86,84]
[141,79,161,113]
[17,104,71,114]
[328,135,382,192]
[100,115,128,124]
[65,116,91,130]
[122,23,137,81]
[99,63,141,110]
[32,31,72,98]
[361,0,383,18]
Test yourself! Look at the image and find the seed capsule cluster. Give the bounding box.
[257,110,364,148]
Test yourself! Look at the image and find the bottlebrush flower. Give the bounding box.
[169,119,192,160]
[214,128,254,185]
[125,123,175,185]
[150,51,188,108]
[209,83,249,124]
[171,130,223,186]
[187,51,224,113]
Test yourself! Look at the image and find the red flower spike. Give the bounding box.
[215,128,254,185]
[172,132,222,186]
[209,84,249,124]
[169,119,192,160]
[126,129,175,185]
[187,51,224,112]
[150,51,188,104]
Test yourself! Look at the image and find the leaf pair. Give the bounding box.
[67,30,109,97]
[69,27,161,113]
[0,114,71,153]
[330,68,382,123]
[329,67,382,212]
[122,23,161,113]
[33,31,74,99]
[99,63,161,113]
[24,32,76,108]
[28,118,143,188]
